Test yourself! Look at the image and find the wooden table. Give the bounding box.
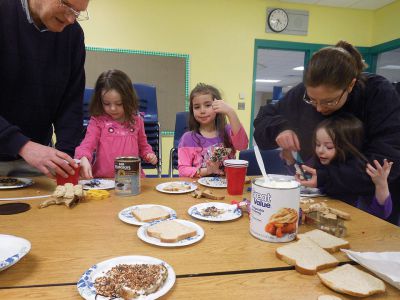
[1,177,399,299]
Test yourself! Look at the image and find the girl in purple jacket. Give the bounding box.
[299,113,393,220]
[178,83,248,178]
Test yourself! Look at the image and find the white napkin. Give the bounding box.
[342,249,400,290]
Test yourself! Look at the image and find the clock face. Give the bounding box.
[268,9,289,33]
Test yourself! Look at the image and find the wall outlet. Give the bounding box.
[238,102,245,110]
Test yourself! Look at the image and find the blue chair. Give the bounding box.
[238,148,289,176]
[133,83,162,177]
[83,88,94,127]
[134,83,158,122]
[83,84,158,124]
[168,112,190,177]
[394,82,400,95]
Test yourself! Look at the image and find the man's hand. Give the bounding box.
[19,141,77,178]
[275,130,300,151]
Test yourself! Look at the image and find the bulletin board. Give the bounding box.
[85,47,190,134]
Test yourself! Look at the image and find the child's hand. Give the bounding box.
[79,156,93,179]
[146,153,158,165]
[206,161,224,176]
[366,159,392,187]
[296,165,317,188]
[212,99,233,116]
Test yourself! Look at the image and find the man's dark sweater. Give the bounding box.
[254,73,400,225]
[0,0,85,159]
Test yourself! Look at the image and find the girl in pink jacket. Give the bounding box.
[178,83,249,177]
[75,69,157,179]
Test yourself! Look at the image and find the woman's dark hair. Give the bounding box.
[89,69,139,125]
[313,113,367,164]
[305,40,368,89]
[188,83,233,149]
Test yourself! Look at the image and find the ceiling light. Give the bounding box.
[379,65,400,70]
[292,66,304,71]
[256,79,281,83]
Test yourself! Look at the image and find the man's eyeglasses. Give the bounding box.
[303,89,347,108]
[58,0,89,21]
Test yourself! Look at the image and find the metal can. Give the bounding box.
[250,175,300,242]
[114,157,141,196]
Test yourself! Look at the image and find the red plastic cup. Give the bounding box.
[223,159,248,195]
[56,159,81,185]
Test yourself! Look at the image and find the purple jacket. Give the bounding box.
[178,125,249,177]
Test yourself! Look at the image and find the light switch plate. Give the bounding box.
[238,102,245,110]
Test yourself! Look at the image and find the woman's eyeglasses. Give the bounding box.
[303,89,347,108]
[58,0,89,21]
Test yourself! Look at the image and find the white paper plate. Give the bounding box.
[79,179,115,190]
[137,219,204,247]
[0,234,31,272]
[188,202,242,222]
[118,204,177,226]
[197,177,227,188]
[77,255,175,300]
[0,178,33,190]
[300,186,325,197]
[155,181,197,194]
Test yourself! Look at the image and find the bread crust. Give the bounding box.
[275,238,339,275]
[318,275,385,297]
[296,230,350,253]
[132,207,170,223]
[276,250,339,275]
[147,220,197,243]
[317,265,386,297]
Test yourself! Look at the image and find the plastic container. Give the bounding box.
[250,176,300,242]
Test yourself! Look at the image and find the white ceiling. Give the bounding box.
[279,0,395,10]
[256,49,305,93]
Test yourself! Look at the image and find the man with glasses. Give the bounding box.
[0,0,89,178]
[254,41,400,225]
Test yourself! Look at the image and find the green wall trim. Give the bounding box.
[162,131,174,136]
[85,46,190,136]
[369,38,400,54]
[255,39,328,52]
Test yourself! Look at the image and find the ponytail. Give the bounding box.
[305,40,367,89]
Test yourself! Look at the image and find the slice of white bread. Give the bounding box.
[147,220,197,243]
[276,237,339,275]
[317,295,342,300]
[318,264,385,297]
[132,206,170,223]
[297,229,350,253]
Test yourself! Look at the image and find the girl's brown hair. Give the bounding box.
[305,40,368,89]
[89,69,139,125]
[188,83,233,149]
[314,113,367,164]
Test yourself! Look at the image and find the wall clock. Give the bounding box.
[267,8,289,33]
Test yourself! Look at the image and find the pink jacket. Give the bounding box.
[178,125,249,177]
[75,114,154,178]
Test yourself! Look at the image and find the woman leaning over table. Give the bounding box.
[253,40,400,225]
